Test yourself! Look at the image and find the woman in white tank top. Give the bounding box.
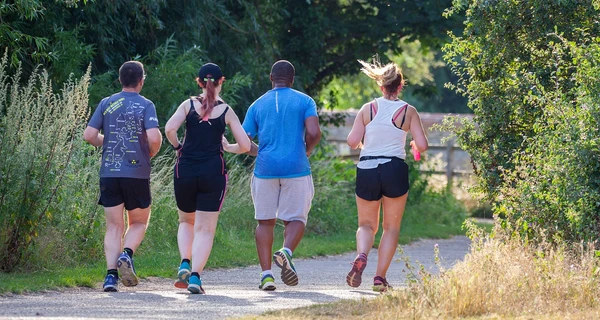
[345,58,429,292]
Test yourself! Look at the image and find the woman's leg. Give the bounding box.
[347,196,381,287]
[177,209,195,261]
[375,193,408,278]
[356,196,381,255]
[190,210,220,274]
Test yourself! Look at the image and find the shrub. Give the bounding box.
[0,52,98,272]
[441,1,600,243]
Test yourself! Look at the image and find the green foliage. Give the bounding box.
[0,52,98,272]
[441,1,600,243]
[0,0,464,113]
[0,0,473,278]
[319,39,468,113]
[88,37,253,129]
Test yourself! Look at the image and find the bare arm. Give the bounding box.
[165,102,187,149]
[247,138,259,157]
[83,126,104,147]
[304,116,321,157]
[347,104,368,149]
[223,107,251,154]
[409,107,428,152]
[146,127,162,158]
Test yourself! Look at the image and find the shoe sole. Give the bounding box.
[372,285,390,293]
[259,280,276,291]
[188,284,205,294]
[103,285,118,292]
[175,268,191,288]
[346,257,367,288]
[117,255,139,287]
[174,280,187,289]
[273,251,298,286]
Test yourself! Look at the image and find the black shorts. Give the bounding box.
[174,175,228,212]
[98,178,151,210]
[355,157,409,201]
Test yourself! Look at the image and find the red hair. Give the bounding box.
[198,78,217,122]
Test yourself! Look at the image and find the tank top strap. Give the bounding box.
[188,98,197,116]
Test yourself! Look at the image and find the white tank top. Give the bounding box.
[358,98,408,169]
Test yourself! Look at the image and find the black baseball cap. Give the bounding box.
[198,63,223,83]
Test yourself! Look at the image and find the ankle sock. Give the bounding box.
[107,269,118,277]
[181,258,191,265]
[124,247,134,258]
[282,247,292,257]
[261,270,273,277]
[191,272,200,278]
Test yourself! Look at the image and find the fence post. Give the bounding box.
[446,139,454,190]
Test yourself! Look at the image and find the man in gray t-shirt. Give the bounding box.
[84,61,162,292]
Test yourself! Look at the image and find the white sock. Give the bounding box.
[283,247,292,257]
[261,270,273,277]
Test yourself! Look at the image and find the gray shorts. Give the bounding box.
[251,175,314,225]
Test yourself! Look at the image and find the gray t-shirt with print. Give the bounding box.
[88,91,160,179]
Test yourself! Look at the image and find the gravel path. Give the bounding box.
[0,236,471,319]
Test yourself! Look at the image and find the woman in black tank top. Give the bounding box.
[164,63,251,294]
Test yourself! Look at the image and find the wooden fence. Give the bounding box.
[322,111,474,189]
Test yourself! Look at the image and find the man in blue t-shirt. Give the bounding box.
[84,61,162,292]
[242,60,321,291]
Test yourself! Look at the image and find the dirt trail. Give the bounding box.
[0,236,471,319]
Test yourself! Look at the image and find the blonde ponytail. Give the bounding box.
[358,57,404,91]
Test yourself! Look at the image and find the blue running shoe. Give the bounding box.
[117,251,138,287]
[188,275,205,294]
[103,274,118,292]
[175,261,191,289]
[273,249,298,286]
[259,273,276,291]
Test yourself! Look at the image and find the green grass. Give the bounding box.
[0,159,471,294]
[0,217,470,294]
[0,265,102,294]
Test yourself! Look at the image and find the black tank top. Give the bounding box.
[175,99,228,178]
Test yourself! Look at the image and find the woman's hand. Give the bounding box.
[221,136,231,152]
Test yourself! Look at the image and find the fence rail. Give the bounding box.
[323,111,473,189]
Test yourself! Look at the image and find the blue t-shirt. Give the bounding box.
[88,91,160,179]
[242,87,318,178]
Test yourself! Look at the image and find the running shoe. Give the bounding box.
[372,276,393,293]
[346,253,367,288]
[273,249,298,286]
[188,275,205,294]
[175,261,191,289]
[103,274,118,292]
[117,251,138,287]
[259,274,276,291]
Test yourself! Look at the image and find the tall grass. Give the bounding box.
[0,52,100,272]
[409,221,600,318]
[261,220,600,319]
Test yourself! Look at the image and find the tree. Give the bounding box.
[442,0,600,242]
[0,0,463,107]
[269,0,464,96]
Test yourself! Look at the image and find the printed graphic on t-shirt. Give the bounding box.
[104,100,145,172]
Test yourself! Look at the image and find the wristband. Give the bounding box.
[173,143,182,151]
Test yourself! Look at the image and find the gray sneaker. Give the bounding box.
[117,252,138,287]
